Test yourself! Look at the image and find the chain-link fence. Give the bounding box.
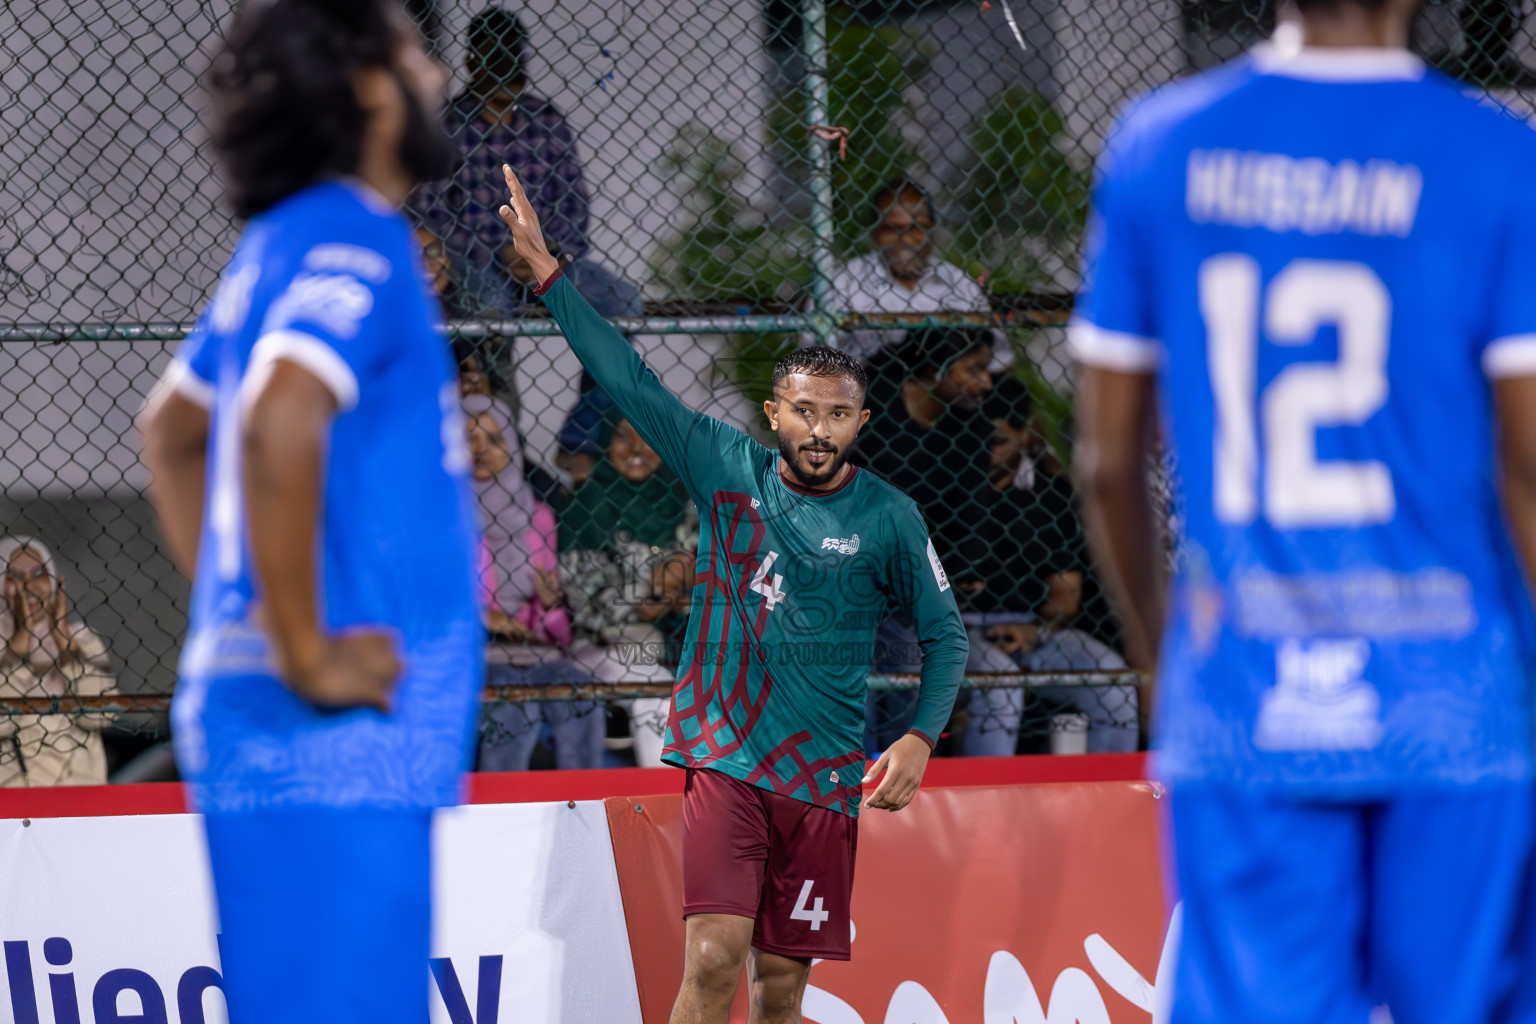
[4,0,1532,782]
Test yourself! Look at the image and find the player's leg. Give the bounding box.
[671,768,772,1024]
[672,913,755,1024]
[1166,786,1375,1024]
[1367,783,1533,1024]
[203,804,432,1024]
[748,787,858,1021]
[746,949,812,1024]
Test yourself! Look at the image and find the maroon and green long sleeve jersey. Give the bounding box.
[539,274,968,816]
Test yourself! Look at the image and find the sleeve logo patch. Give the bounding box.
[303,243,392,283]
[264,272,375,339]
[925,538,950,592]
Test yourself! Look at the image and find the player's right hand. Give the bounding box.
[288,630,402,713]
[497,164,561,286]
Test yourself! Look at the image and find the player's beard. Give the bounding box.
[395,71,456,185]
[779,435,853,489]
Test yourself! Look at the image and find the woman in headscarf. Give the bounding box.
[462,395,602,771]
[559,412,694,767]
[0,535,118,786]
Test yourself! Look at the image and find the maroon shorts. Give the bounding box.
[681,767,858,960]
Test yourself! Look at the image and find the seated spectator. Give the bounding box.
[858,326,995,750]
[497,259,644,491]
[414,222,469,319]
[830,180,997,366]
[463,395,603,770]
[559,413,694,767]
[955,378,1134,754]
[1017,568,1138,754]
[0,535,117,787]
[411,6,590,311]
[862,325,995,594]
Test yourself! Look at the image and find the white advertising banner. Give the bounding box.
[0,802,643,1024]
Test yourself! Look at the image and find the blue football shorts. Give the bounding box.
[202,805,434,1024]
[1165,783,1532,1024]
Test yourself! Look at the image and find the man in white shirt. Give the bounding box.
[830,181,994,363]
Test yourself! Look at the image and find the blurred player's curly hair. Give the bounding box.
[205,0,404,219]
[772,347,869,402]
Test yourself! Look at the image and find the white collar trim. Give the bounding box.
[1252,43,1424,82]
[338,177,397,215]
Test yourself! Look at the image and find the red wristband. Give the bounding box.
[905,728,936,753]
[533,265,565,296]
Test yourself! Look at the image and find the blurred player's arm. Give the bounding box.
[242,358,399,712]
[498,165,728,486]
[1075,367,1165,677]
[1070,107,1164,738]
[865,508,969,812]
[1496,376,1536,588]
[139,347,216,579]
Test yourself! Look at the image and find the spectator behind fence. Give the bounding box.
[975,379,1120,646]
[830,180,994,365]
[559,413,694,767]
[464,395,603,770]
[411,6,590,313]
[0,535,118,786]
[492,258,644,492]
[1019,568,1137,754]
[954,378,1133,754]
[857,326,995,751]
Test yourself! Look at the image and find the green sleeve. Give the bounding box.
[888,503,969,748]
[538,274,739,496]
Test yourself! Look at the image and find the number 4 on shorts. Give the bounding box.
[791,879,829,931]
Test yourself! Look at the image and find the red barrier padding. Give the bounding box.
[605,778,1168,1024]
[0,754,1149,819]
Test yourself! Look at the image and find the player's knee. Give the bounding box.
[750,960,810,1017]
[683,931,748,991]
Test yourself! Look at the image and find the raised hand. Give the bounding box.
[496,164,561,286]
[48,574,76,664]
[6,584,31,660]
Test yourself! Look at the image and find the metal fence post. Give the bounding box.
[801,0,838,346]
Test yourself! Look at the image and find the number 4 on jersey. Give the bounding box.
[791,879,829,931]
[749,550,787,610]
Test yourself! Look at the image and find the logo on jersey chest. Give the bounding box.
[820,534,860,556]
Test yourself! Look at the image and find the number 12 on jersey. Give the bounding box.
[1200,255,1396,529]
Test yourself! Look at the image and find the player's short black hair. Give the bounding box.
[984,374,1033,427]
[206,0,405,220]
[772,347,869,403]
[872,179,936,224]
[890,326,992,382]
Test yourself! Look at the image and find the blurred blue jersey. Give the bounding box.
[168,181,483,812]
[1073,46,1536,793]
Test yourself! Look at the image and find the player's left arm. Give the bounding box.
[864,506,968,812]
